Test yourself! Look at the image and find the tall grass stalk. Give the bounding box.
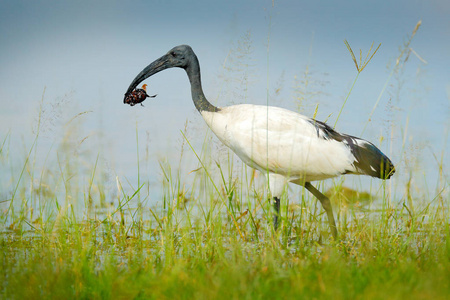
[5,89,46,219]
[334,41,381,128]
[360,20,422,136]
[181,130,244,240]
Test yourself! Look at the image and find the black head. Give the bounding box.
[165,45,194,69]
[124,45,196,101]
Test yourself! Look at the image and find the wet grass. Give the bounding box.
[1,192,449,299]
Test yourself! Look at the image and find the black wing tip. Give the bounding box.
[371,156,396,180]
[383,159,396,180]
[351,142,396,180]
[306,118,397,180]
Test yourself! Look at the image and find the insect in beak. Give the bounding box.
[124,84,157,107]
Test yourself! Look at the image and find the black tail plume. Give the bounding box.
[307,119,395,180]
[350,139,395,179]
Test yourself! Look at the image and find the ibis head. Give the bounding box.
[124,45,195,101]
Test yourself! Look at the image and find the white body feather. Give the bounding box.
[201,104,359,196]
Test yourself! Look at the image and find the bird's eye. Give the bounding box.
[171,51,177,58]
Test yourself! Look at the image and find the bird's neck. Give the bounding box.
[185,57,219,113]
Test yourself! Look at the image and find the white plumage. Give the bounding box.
[202,105,355,181]
[202,105,355,196]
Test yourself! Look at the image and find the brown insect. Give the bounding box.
[124,84,157,106]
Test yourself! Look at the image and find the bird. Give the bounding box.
[124,45,395,239]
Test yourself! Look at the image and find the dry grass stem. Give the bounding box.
[344,40,381,73]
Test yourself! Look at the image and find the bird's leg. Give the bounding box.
[304,182,338,240]
[273,197,281,231]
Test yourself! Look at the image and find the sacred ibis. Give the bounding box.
[124,45,395,239]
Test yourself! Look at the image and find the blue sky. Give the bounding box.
[0,0,448,200]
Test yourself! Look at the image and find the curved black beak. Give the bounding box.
[124,54,171,102]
